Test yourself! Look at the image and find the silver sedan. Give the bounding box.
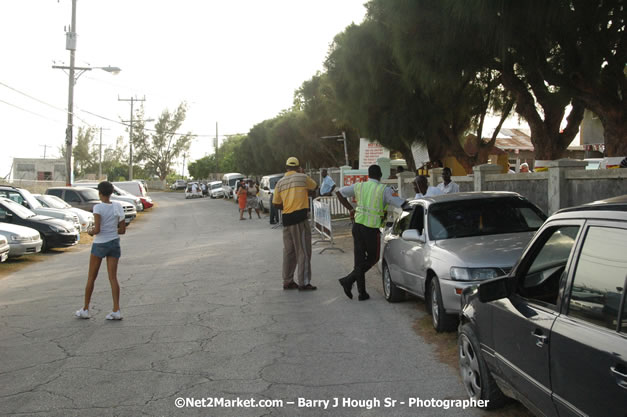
[381,192,546,332]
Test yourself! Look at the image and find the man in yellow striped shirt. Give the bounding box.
[272,157,318,291]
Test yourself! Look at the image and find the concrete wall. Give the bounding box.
[565,169,627,207]
[484,173,549,213]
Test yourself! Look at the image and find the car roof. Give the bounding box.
[48,186,95,191]
[261,173,284,179]
[409,191,523,206]
[553,194,627,220]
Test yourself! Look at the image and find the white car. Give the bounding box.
[0,223,43,258]
[0,234,8,262]
[0,186,80,233]
[258,173,284,212]
[208,181,225,198]
[33,194,94,232]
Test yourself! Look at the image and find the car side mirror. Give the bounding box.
[478,276,512,303]
[401,229,426,243]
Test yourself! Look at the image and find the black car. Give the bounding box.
[458,196,627,416]
[0,197,79,251]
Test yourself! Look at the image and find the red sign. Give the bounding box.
[343,174,369,186]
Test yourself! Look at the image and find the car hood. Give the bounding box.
[33,207,75,219]
[433,231,534,268]
[30,215,75,230]
[0,223,40,237]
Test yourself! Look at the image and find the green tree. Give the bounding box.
[132,103,194,180]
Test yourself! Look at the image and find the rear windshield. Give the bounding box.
[428,197,547,240]
[78,188,100,201]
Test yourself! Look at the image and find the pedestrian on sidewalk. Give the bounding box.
[336,165,408,301]
[247,179,262,219]
[272,157,318,291]
[75,181,126,320]
[319,169,336,196]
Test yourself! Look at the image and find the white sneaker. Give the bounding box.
[75,308,90,319]
[105,311,122,320]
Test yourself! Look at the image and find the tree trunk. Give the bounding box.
[601,113,627,156]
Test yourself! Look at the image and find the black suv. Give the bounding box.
[458,195,627,417]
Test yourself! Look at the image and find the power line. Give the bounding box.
[0,80,247,138]
[0,98,65,123]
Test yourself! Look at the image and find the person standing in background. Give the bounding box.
[437,167,459,194]
[319,169,336,196]
[237,180,248,220]
[247,179,262,219]
[414,175,443,199]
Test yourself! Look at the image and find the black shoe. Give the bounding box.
[358,293,370,301]
[283,282,299,290]
[338,278,353,299]
[270,221,277,225]
[298,284,317,291]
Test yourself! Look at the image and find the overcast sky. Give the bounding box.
[1,0,367,178]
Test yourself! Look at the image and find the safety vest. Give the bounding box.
[354,181,387,228]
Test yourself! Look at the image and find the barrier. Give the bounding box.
[312,198,344,254]
[316,195,351,219]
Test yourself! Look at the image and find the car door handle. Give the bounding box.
[531,331,548,348]
[610,366,627,390]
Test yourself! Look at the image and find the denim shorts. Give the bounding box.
[91,238,121,259]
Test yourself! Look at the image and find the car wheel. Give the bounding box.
[458,324,507,408]
[382,263,403,302]
[40,234,48,252]
[429,277,457,332]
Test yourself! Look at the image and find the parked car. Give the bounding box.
[221,173,244,199]
[74,182,144,211]
[113,181,154,209]
[0,223,42,257]
[185,182,203,199]
[46,186,136,224]
[0,197,78,251]
[0,234,9,262]
[0,186,81,233]
[381,192,547,331]
[458,195,627,417]
[208,181,225,198]
[171,179,187,190]
[33,193,94,232]
[258,173,284,212]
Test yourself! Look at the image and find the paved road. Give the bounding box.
[0,192,484,417]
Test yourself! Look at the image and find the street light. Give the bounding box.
[52,0,120,185]
[320,131,349,167]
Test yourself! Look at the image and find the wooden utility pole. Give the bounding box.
[118,96,146,180]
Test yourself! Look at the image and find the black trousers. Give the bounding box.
[345,223,381,295]
[270,201,279,224]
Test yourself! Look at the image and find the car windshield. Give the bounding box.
[38,195,70,209]
[270,177,282,188]
[78,188,100,201]
[1,199,37,219]
[428,197,547,240]
[211,183,221,189]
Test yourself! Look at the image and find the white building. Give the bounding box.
[11,158,66,181]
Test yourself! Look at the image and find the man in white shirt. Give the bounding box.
[414,175,443,199]
[319,169,336,196]
[437,168,460,194]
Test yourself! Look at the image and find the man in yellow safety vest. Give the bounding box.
[336,165,408,300]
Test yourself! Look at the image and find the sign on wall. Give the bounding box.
[359,138,389,169]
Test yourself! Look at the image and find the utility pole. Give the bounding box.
[118,96,145,180]
[39,144,52,159]
[98,127,110,180]
[215,122,219,172]
[181,153,187,177]
[64,0,78,186]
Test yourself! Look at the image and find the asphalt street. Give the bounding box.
[0,192,485,417]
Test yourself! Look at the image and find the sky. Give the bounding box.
[0,0,368,178]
